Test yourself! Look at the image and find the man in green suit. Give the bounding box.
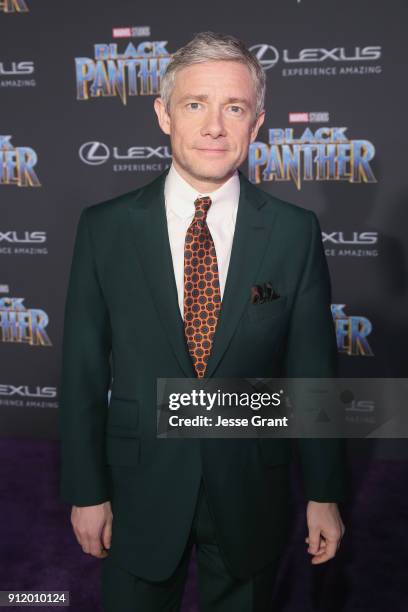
[59,31,346,611]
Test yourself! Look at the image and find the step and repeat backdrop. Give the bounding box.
[1,1,407,456]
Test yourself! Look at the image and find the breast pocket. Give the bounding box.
[247,296,287,322]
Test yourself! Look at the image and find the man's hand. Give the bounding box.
[71,501,113,559]
[305,501,345,565]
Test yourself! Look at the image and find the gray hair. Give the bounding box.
[160,31,266,120]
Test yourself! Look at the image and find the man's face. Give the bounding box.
[154,60,265,184]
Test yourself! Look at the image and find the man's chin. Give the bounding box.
[184,160,238,183]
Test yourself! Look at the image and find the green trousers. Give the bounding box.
[101,478,281,611]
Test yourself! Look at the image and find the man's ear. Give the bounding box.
[154,97,171,136]
[249,109,266,143]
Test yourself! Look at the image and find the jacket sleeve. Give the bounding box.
[58,207,112,507]
[283,210,347,502]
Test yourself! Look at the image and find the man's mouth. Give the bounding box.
[196,148,228,153]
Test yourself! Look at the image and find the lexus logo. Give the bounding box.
[249,44,279,70]
[79,141,110,165]
[79,141,172,165]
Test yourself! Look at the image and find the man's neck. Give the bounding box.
[172,160,235,194]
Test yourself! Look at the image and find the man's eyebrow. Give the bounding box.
[178,93,251,106]
[177,94,209,103]
[224,97,251,106]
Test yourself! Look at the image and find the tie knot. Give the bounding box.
[194,196,212,220]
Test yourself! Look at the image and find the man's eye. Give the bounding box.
[229,105,243,114]
[188,102,201,110]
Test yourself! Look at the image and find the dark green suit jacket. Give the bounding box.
[59,167,346,581]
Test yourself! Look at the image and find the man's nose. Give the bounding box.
[200,107,227,138]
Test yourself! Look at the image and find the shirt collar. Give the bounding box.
[164,162,240,219]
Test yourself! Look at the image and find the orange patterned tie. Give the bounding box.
[183,196,221,377]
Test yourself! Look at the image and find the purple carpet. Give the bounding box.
[1,438,407,611]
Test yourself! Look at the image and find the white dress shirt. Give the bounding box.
[164,163,240,320]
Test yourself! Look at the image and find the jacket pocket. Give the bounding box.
[105,434,141,466]
[106,395,139,436]
[248,296,287,321]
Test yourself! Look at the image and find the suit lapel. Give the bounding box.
[204,170,277,377]
[126,167,277,379]
[127,168,196,378]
